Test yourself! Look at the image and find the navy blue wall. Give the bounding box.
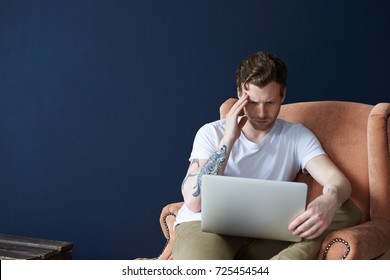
[0,0,389,259]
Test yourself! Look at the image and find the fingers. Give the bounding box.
[288,211,310,232]
[294,220,325,239]
[237,116,248,130]
[288,211,327,240]
[227,94,248,118]
[303,224,326,239]
[223,94,249,144]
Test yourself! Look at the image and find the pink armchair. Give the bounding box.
[152,100,390,260]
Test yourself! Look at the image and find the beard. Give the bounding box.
[247,117,276,132]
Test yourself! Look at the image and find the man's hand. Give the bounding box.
[223,94,248,144]
[290,155,352,239]
[288,192,339,239]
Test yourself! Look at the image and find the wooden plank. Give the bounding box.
[0,234,73,259]
[0,248,41,260]
[0,242,59,259]
[0,234,73,252]
[0,249,39,260]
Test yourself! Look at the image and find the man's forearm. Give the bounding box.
[323,176,351,208]
[181,145,229,212]
[192,145,227,196]
[182,145,227,197]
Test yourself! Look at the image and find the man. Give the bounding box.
[173,51,361,259]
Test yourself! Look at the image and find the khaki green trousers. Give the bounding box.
[172,200,361,260]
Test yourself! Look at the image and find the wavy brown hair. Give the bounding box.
[235,51,287,95]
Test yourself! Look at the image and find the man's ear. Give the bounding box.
[281,87,286,103]
[237,87,243,98]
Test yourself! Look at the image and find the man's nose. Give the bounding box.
[258,103,267,118]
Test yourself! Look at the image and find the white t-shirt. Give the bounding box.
[175,118,325,225]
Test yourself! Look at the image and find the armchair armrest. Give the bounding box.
[157,202,184,260]
[318,219,390,260]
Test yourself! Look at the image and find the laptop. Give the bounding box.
[201,175,308,242]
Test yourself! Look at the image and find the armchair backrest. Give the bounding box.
[220,99,390,223]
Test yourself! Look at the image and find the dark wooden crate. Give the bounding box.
[0,234,73,260]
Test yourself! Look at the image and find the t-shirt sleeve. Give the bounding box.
[189,123,220,161]
[295,125,326,172]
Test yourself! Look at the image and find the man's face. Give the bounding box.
[238,82,285,132]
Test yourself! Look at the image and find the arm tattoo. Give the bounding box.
[181,159,200,190]
[190,158,200,168]
[192,145,227,197]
